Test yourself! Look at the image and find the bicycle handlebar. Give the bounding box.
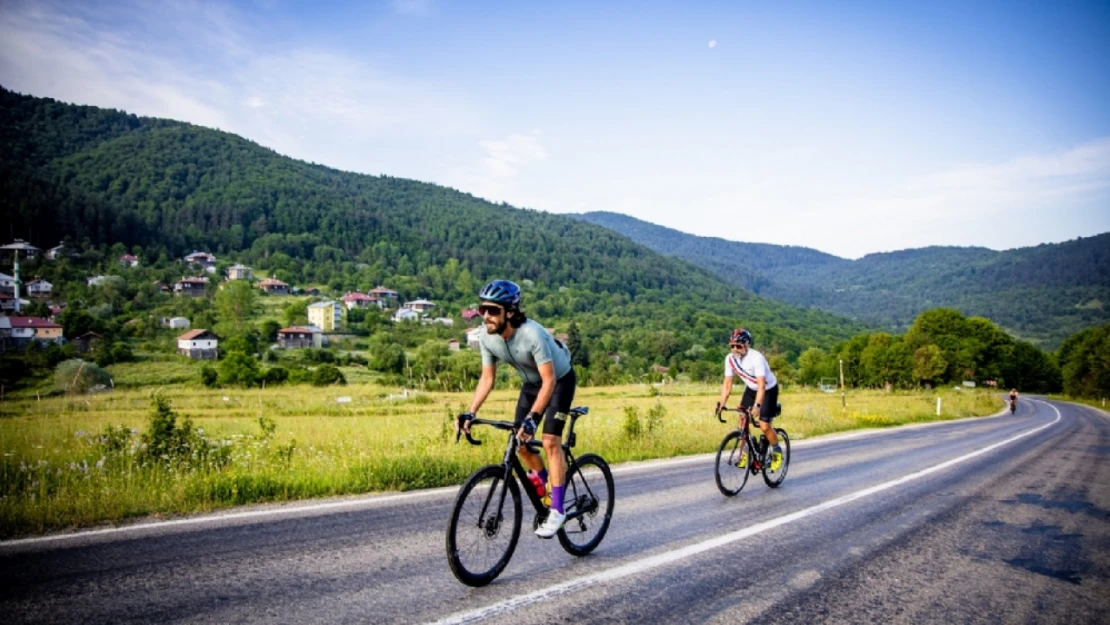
[715,405,751,424]
[455,416,517,446]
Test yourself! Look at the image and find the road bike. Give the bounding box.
[714,405,790,496]
[446,407,615,587]
[1010,397,1017,415]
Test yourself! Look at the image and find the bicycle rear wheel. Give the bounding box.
[558,453,615,556]
[761,428,790,488]
[446,465,522,587]
[715,430,751,496]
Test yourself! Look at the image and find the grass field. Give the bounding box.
[0,383,1002,538]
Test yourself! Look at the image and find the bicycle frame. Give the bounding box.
[459,411,595,524]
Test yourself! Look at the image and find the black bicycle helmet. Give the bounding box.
[729,328,752,345]
[478,279,522,309]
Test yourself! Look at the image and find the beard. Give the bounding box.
[485,316,507,335]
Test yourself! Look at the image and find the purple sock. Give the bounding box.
[551,485,565,514]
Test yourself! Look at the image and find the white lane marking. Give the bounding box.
[0,486,458,548]
[431,401,1062,625]
[0,401,1039,547]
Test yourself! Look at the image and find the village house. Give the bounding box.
[341,291,381,309]
[277,326,324,349]
[174,277,209,297]
[87,275,107,287]
[8,317,64,348]
[46,244,66,260]
[446,338,461,351]
[307,301,344,332]
[369,286,400,305]
[159,316,191,329]
[393,308,420,323]
[465,326,484,349]
[119,254,140,268]
[425,317,454,327]
[403,298,436,314]
[0,294,30,313]
[177,329,219,359]
[258,277,290,295]
[183,251,216,268]
[26,279,52,296]
[227,264,253,280]
[0,272,14,294]
[461,308,482,324]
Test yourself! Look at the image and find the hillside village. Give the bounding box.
[0,239,577,394]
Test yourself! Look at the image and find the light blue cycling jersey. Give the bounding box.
[478,319,572,384]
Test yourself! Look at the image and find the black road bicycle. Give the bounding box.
[714,405,790,496]
[446,407,615,587]
[1010,397,1017,415]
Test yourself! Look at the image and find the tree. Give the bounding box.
[912,344,947,388]
[218,351,260,387]
[1058,324,1110,398]
[215,280,258,333]
[566,321,590,368]
[260,319,281,343]
[312,364,346,386]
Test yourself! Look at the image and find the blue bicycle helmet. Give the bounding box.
[478,279,522,309]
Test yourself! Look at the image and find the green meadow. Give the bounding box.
[0,383,1001,538]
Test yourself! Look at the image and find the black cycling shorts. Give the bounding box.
[740,385,779,423]
[514,368,577,437]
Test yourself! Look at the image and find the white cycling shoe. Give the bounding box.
[535,509,566,538]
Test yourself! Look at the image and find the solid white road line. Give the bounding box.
[430,401,1061,625]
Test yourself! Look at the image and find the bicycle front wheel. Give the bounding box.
[715,430,751,496]
[558,453,615,556]
[446,465,522,587]
[762,428,790,488]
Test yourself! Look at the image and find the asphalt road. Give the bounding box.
[3,397,1109,624]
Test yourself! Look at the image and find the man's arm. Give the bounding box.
[530,361,557,417]
[754,377,766,409]
[717,377,733,410]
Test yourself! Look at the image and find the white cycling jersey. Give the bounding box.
[723,348,777,391]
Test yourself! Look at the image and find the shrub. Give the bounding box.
[312,364,346,386]
[646,400,666,433]
[622,405,642,439]
[140,395,222,469]
[218,351,260,387]
[54,359,113,394]
[200,365,218,387]
[262,366,288,385]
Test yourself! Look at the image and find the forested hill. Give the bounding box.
[575,211,1110,348]
[0,86,868,362]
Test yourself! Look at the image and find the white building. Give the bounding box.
[393,308,420,323]
[403,298,436,313]
[177,329,218,359]
[26,279,52,296]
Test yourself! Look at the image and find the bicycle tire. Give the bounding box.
[715,430,751,496]
[446,464,522,587]
[557,453,615,556]
[761,428,790,488]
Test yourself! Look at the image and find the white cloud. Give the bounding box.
[446,132,549,203]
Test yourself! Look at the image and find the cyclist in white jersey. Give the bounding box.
[715,328,783,470]
[457,279,576,538]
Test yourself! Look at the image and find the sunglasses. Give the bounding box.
[478,304,505,316]
[730,343,746,350]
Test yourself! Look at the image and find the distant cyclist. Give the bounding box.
[1009,388,1018,414]
[457,279,576,538]
[715,328,783,470]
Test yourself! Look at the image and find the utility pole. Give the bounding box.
[839,357,847,412]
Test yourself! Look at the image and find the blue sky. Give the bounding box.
[1,0,1108,258]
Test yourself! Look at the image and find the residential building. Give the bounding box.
[227,264,253,280]
[426,317,454,327]
[0,294,30,312]
[174,277,209,297]
[447,338,461,351]
[177,329,219,359]
[119,254,140,268]
[87,275,107,287]
[159,316,191,329]
[46,244,66,260]
[465,326,484,349]
[0,272,14,294]
[403,298,436,313]
[341,291,381,309]
[461,308,482,324]
[277,326,324,349]
[26,279,52,296]
[8,317,64,347]
[183,251,216,268]
[369,286,400,304]
[258,277,290,295]
[393,308,420,323]
[0,316,10,350]
[307,301,344,331]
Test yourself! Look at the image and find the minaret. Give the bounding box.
[1,240,42,314]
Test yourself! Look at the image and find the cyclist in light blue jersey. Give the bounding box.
[458,279,577,538]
